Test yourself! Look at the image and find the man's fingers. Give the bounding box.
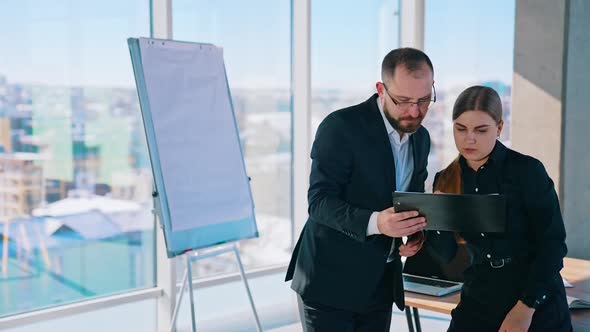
[399,245,420,257]
[379,212,426,238]
[402,242,423,252]
[385,206,424,238]
[405,236,424,247]
[391,210,420,221]
[396,217,426,230]
[402,223,426,237]
[384,207,396,214]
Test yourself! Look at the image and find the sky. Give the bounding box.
[0,0,150,88]
[0,0,514,91]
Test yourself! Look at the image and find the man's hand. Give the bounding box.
[376,207,426,238]
[399,230,425,257]
[498,301,535,332]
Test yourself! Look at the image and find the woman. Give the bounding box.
[428,85,572,331]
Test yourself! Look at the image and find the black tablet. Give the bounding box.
[392,191,506,233]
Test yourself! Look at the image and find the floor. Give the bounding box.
[268,307,452,332]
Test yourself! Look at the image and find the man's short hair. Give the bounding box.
[381,48,434,81]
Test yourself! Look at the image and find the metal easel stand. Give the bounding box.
[168,242,263,332]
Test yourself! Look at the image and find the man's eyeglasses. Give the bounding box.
[382,83,436,111]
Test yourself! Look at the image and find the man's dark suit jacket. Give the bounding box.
[285,94,431,312]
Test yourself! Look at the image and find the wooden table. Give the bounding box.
[404,257,590,331]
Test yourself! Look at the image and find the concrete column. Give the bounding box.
[561,0,590,259]
[512,0,566,190]
[513,0,590,258]
[400,0,424,50]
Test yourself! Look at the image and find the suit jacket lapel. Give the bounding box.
[361,95,396,192]
[362,95,403,256]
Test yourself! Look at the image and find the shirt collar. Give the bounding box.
[489,140,507,163]
[459,140,508,170]
[376,97,411,145]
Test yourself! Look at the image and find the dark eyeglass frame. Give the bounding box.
[382,83,437,110]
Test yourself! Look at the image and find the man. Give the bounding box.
[285,48,436,331]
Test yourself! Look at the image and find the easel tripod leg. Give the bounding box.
[170,266,189,332]
[233,244,263,331]
[186,255,197,332]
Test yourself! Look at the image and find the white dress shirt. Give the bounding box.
[366,98,414,236]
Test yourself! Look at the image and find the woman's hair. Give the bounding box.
[452,85,503,124]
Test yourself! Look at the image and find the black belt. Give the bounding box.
[474,257,516,269]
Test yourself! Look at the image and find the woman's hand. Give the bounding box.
[498,300,535,332]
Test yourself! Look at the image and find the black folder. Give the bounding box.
[392,192,506,233]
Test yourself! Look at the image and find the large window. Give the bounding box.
[0,0,154,318]
[424,0,515,189]
[311,0,400,135]
[173,0,292,277]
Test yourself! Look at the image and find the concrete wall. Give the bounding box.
[512,0,566,190]
[562,0,590,259]
[513,0,590,258]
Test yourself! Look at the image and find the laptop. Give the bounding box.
[402,240,469,296]
[403,273,462,296]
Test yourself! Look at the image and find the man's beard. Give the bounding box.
[384,109,423,134]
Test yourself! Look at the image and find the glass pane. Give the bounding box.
[312,0,400,136]
[424,0,515,190]
[0,0,154,317]
[172,0,292,277]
